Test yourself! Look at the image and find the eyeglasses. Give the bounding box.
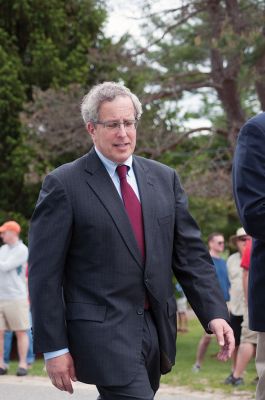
[237,237,248,242]
[93,120,138,130]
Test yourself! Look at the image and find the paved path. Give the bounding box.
[0,376,255,400]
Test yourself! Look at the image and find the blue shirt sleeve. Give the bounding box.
[44,348,69,360]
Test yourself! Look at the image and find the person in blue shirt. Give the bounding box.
[192,232,230,372]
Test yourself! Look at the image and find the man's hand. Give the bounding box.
[46,353,77,394]
[209,318,235,361]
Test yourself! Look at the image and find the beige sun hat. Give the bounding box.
[229,227,248,245]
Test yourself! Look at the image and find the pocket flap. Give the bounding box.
[66,302,106,322]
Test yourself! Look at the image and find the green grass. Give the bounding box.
[161,318,256,396]
[8,318,256,396]
[8,359,46,377]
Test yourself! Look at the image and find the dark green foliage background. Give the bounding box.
[1,0,264,244]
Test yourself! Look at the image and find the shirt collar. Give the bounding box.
[95,147,133,178]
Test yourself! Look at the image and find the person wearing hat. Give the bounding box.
[0,221,29,376]
[224,227,250,384]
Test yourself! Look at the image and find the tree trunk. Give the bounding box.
[208,0,246,149]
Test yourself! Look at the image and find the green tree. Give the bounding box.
[128,0,265,151]
[0,0,109,91]
[118,0,265,236]
[0,0,115,228]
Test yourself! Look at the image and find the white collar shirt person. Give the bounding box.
[227,228,250,317]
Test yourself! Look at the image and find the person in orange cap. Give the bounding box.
[0,221,29,376]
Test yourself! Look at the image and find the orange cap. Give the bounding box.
[0,221,21,234]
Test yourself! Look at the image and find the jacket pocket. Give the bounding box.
[65,302,106,322]
[167,295,177,317]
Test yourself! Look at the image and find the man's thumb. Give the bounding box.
[215,330,225,346]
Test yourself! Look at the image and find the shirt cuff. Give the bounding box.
[44,348,69,360]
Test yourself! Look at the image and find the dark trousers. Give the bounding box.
[230,313,243,347]
[97,310,161,400]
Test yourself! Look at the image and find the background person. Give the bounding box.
[192,232,230,372]
[175,282,189,333]
[224,227,249,382]
[4,263,35,368]
[0,221,29,376]
[29,82,234,399]
[225,238,257,386]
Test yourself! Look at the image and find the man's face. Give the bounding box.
[87,95,137,163]
[236,236,250,255]
[0,230,16,245]
[209,235,225,254]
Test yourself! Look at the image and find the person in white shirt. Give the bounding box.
[0,220,29,376]
[224,227,250,384]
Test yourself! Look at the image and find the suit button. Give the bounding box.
[137,309,144,315]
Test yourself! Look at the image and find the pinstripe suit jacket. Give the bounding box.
[29,147,228,385]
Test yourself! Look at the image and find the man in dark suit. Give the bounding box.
[233,112,265,399]
[29,82,234,399]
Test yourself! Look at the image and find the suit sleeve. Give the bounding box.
[171,172,229,331]
[28,173,73,353]
[233,121,265,241]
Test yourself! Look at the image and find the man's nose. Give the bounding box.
[117,123,127,136]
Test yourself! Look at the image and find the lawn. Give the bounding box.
[161,317,256,396]
[8,317,256,396]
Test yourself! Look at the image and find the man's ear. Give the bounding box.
[87,122,95,138]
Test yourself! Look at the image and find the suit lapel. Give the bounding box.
[133,157,156,271]
[84,149,143,269]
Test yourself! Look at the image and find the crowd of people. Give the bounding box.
[189,228,258,386]
[0,82,264,400]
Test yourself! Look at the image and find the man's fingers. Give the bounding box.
[61,375,74,394]
[209,318,235,362]
[50,373,74,394]
[217,345,229,361]
[225,330,235,357]
[69,364,77,382]
[216,328,235,362]
[50,375,64,391]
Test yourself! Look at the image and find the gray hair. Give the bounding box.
[81,81,142,124]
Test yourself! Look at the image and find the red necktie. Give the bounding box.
[116,165,145,260]
[117,165,149,309]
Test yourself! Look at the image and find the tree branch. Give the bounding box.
[136,126,227,158]
[129,4,207,57]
